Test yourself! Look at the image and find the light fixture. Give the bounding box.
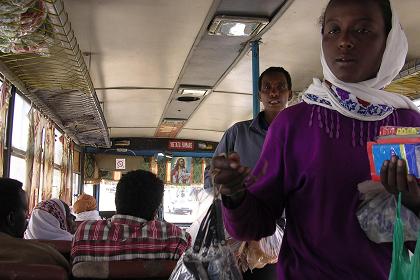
[178,86,211,97]
[208,16,269,37]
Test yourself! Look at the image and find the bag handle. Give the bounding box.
[192,203,214,253]
[214,198,225,243]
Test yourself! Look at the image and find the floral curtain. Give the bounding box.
[139,156,151,171]
[157,159,167,181]
[0,81,11,177]
[25,108,45,211]
[41,121,54,201]
[192,158,204,184]
[84,153,99,184]
[59,136,72,204]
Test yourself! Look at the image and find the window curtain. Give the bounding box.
[0,81,11,177]
[59,136,72,204]
[25,108,45,211]
[84,153,99,184]
[41,121,54,201]
[192,158,204,184]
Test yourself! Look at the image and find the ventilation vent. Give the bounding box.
[177,96,200,102]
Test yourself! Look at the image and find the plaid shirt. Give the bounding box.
[71,214,191,264]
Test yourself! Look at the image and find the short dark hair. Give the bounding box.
[115,170,164,220]
[258,67,292,91]
[320,0,392,35]
[0,178,24,223]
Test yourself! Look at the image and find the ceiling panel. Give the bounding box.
[184,92,253,132]
[64,0,214,89]
[395,0,420,60]
[216,0,420,94]
[177,129,225,143]
[109,128,157,138]
[100,89,171,127]
[216,0,328,93]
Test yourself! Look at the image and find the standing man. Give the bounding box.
[205,66,292,187]
[204,67,293,280]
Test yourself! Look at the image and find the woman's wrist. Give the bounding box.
[222,189,247,209]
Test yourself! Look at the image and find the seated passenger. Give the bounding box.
[0,178,69,271]
[71,170,191,264]
[73,193,101,221]
[25,198,76,241]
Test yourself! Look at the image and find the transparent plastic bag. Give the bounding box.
[0,0,49,55]
[169,199,242,280]
[237,224,283,271]
[356,181,420,243]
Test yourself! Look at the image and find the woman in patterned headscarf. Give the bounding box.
[72,193,101,221]
[24,199,75,240]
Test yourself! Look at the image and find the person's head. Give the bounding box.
[321,0,391,83]
[177,158,185,168]
[0,178,28,238]
[258,67,292,113]
[24,199,75,240]
[115,170,164,220]
[73,193,97,214]
[62,201,76,234]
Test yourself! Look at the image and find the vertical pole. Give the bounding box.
[93,183,100,210]
[79,147,85,193]
[3,86,16,178]
[251,41,260,118]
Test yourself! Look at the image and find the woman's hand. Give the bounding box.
[380,155,420,216]
[211,153,250,198]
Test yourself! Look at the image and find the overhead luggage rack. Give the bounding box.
[0,0,110,147]
[386,59,420,100]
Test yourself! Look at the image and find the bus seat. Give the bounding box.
[36,240,72,261]
[0,263,68,280]
[72,260,177,280]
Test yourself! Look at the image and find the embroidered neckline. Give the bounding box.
[304,81,394,119]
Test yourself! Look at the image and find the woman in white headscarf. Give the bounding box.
[212,0,420,279]
[24,199,76,241]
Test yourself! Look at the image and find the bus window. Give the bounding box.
[84,184,94,197]
[51,169,61,199]
[10,94,30,184]
[72,173,80,205]
[11,94,30,152]
[98,180,117,212]
[9,155,26,184]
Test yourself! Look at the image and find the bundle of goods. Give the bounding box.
[356,126,420,244]
[368,126,420,182]
[0,0,52,55]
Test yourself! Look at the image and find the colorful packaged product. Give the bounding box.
[368,126,420,181]
[379,126,420,137]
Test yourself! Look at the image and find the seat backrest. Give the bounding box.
[0,263,68,280]
[109,260,177,279]
[72,260,177,280]
[36,240,72,261]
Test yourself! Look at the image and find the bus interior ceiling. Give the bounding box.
[61,0,420,145]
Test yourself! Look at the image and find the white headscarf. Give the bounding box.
[24,198,73,241]
[75,210,101,221]
[303,0,418,121]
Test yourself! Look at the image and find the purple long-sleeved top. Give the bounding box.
[223,102,420,279]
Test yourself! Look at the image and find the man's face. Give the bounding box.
[259,72,291,114]
[12,191,29,238]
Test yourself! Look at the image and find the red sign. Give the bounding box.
[168,140,194,151]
